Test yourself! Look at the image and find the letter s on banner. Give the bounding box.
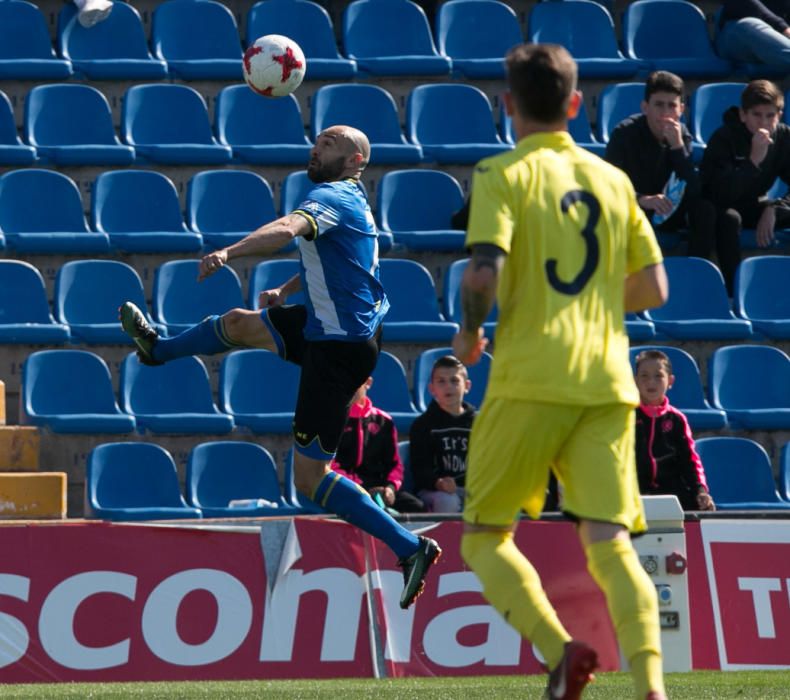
[0,574,30,668]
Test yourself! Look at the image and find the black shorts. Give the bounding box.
[261,304,381,459]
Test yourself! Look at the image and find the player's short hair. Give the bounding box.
[741,80,784,112]
[430,355,468,382]
[505,43,577,124]
[634,349,673,375]
[644,71,684,101]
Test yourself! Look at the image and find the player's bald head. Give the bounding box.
[324,125,370,169]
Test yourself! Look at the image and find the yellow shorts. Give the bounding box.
[463,397,645,534]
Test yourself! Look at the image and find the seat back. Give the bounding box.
[629,345,710,410]
[0,260,57,324]
[528,0,622,58]
[378,259,444,323]
[377,169,464,232]
[443,258,498,325]
[623,0,716,60]
[690,82,746,144]
[152,0,241,61]
[343,0,439,59]
[413,346,492,412]
[219,349,300,414]
[647,257,734,320]
[311,84,404,143]
[122,84,216,145]
[59,2,154,61]
[279,170,313,216]
[249,259,304,308]
[247,0,342,59]
[436,0,522,60]
[0,170,88,233]
[369,351,417,414]
[709,345,790,410]
[0,91,24,146]
[596,82,645,142]
[780,441,790,501]
[0,1,56,59]
[187,170,276,234]
[735,256,790,321]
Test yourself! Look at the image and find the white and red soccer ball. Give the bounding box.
[243,34,306,98]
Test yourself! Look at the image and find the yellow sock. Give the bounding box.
[585,538,665,698]
[461,530,570,669]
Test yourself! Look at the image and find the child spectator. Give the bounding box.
[331,377,425,514]
[410,355,476,513]
[634,350,715,511]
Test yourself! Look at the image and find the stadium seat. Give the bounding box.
[378,259,458,342]
[369,351,420,432]
[690,82,746,147]
[342,0,451,76]
[436,0,523,79]
[622,0,732,77]
[0,1,72,79]
[527,0,646,78]
[596,82,645,143]
[377,169,466,250]
[58,2,168,79]
[643,257,753,339]
[153,259,245,335]
[443,258,498,339]
[780,442,790,502]
[406,83,510,163]
[708,345,790,429]
[247,0,356,79]
[0,90,36,165]
[186,441,296,517]
[151,0,242,79]
[629,345,727,430]
[120,353,234,434]
[0,260,70,344]
[214,86,312,165]
[501,102,605,155]
[86,442,201,521]
[0,169,110,253]
[24,84,134,165]
[734,256,790,339]
[311,84,422,164]
[413,346,492,413]
[122,84,233,164]
[280,170,314,217]
[694,437,789,510]
[625,313,656,341]
[219,349,300,433]
[54,260,162,344]
[397,440,415,493]
[249,259,305,309]
[22,350,136,433]
[93,170,203,253]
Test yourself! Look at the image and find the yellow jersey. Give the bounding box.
[466,130,662,406]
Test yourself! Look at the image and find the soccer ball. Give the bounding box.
[243,34,306,98]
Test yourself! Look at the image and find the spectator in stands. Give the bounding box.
[73,0,113,28]
[716,0,790,70]
[700,79,790,290]
[331,377,425,514]
[410,355,475,513]
[634,350,716,511]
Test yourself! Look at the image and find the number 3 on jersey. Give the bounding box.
[545,190,600,295]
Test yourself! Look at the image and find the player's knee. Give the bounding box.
[221,307,253,343]
[460,530,493,570]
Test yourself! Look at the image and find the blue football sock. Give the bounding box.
[152,315,242,363]
[313,471,419,559]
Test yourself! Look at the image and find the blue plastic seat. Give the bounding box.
[626,313,656,341]
[643,257,753,339]
[501,102,604,155]
[377,169,466,251]
[780,442,790,502]
[93,170,203,253]
[219,349,300,433]
[527,0,646,78]
[443,258,497,339]
[122,84,233,164]
[690,82,746,147]
[413,346,492,413]
[629,345,727,430]
[0,169,109,253]
[342,0,451,76]
[369,351,420,433]
[623,0,732,77]
[58,2,167,79]
[153,259,245,335]
[0,90,35,165]
[86,442,201,521]
[247,0,356,79]
[0,260,70,343]
[436,0,523,79]
[214,86,312,165]
[378,259,458,342]
[22,350,135,433]
[24,84,134,165]
[311,84,422,164]
[0,1,72,79]
[397,440,415,493]
[694,437,789,511]
[734,256,790,339]
[596,82,645,143]
[708,345,790,429]
[406,84,510,164]
[120,353,234,434]
[280,171,313,216]
[187,441,296,517]
[152,0,242,79]
[248,259,305,309]
[54,260,161,344]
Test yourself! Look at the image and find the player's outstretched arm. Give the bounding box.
[625,262,668,313]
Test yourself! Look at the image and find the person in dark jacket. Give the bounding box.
[716,0,790,70]
[634,350,715,511]
[409,355,475,513]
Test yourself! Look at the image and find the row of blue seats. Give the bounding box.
[0,0,753,82]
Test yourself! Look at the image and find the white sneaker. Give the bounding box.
[77,0,113,28]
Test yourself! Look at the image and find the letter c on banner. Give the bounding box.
[0,574,30,668]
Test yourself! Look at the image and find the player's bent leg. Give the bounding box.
[221,308,278,351]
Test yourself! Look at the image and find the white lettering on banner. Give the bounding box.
[39,571,136,670]
[0,574,30,668]
[142,569,252,666]
[260,568,364,662]
[737,577,782,639]
[374,570,415,663]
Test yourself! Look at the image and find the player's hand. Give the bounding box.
[370,486,396,506]
[696,490,716,512]
[435,477,457,494]
[756,206,776,248]
[258,287,286,308]
[638,194,673,216]
[661,118,683,149]
[198,249,228,281]
[750,128,773,166]
[452,328,488,366]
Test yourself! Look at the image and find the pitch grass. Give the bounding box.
[2,671,790,699]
